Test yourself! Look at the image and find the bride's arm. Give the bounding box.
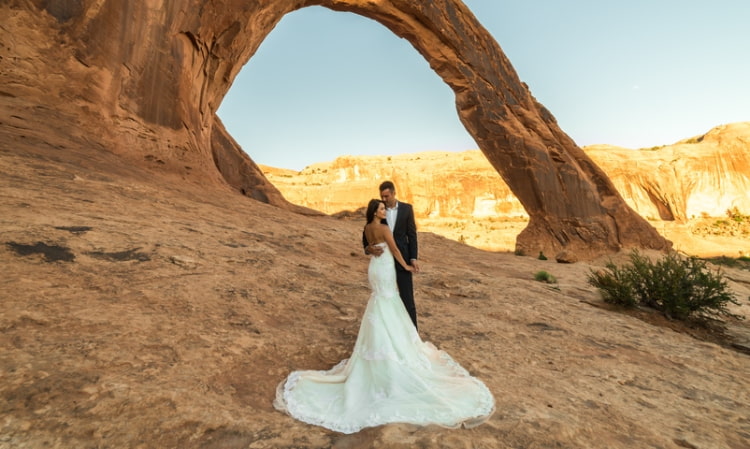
[382,225,414,272]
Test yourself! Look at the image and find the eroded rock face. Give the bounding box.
[265,122,750,225]
[262,152,529,219]
[585,123,750,221]
[0,0,670,257]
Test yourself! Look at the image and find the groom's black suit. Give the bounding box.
[363,201,419,329]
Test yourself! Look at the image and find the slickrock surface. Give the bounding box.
[2,142,749,449]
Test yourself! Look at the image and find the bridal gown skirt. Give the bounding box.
[274,244,495,434]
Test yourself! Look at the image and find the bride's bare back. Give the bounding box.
[365,221,413,272]
[364,222,387,246]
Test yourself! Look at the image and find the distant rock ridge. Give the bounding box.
[263,122,750,223]
[586,122,750,221]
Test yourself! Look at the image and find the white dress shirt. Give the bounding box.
[385,201,398,233]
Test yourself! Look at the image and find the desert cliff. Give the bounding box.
[585,122,750,221]
[264,122,750,256]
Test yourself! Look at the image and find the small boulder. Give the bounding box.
[555,250,578,264]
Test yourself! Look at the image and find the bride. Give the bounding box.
[274,199,495,434]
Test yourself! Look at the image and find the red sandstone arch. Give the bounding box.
[0,0,670,258]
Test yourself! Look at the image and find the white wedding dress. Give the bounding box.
[274,243,495,434]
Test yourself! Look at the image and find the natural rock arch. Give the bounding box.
[1,0,670,258]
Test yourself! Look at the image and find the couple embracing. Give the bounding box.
[363,181,420,330]
[274,181,495,434]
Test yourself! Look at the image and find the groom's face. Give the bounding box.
[380,189,396,208]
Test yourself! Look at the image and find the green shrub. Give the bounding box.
[703,255,750,271]
[588,250,744,322]
[682,136,703,144]
[534,270,557,284]
[727,207,748,223]
[587,262,638,307]
[538,251,548,261]
[707,255,741,268]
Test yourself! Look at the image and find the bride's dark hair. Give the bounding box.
[366,199,383,224]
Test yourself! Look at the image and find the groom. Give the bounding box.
[363,181,420,329]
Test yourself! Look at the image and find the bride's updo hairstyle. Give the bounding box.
[366,199,383,224]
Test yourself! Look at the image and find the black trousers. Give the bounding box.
[395,267,417,330]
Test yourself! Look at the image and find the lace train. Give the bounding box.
[273,243,495,433]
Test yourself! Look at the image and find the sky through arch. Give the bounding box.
[217,6,475,171]
[218,0,750,171]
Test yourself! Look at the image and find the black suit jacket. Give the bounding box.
[363,201,418,271]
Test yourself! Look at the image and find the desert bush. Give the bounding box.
[587,262,638,307]
[682,136,704,144]
[705,255,750,271]
[693,207,750,237]
[588,251,744,322]
[537,251,548,261]
[727,206,749,223]
[534,270,556,284]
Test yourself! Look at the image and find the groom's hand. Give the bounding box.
[367,245,384,257]
[411,259,420,273]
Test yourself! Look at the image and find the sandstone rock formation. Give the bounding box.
[263,151,530,220]
[264,122,750,225]
[586,122,750,221]
[2,4,750,448]
[1,0,669,259]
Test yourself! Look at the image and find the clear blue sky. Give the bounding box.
[217,0,750,171]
